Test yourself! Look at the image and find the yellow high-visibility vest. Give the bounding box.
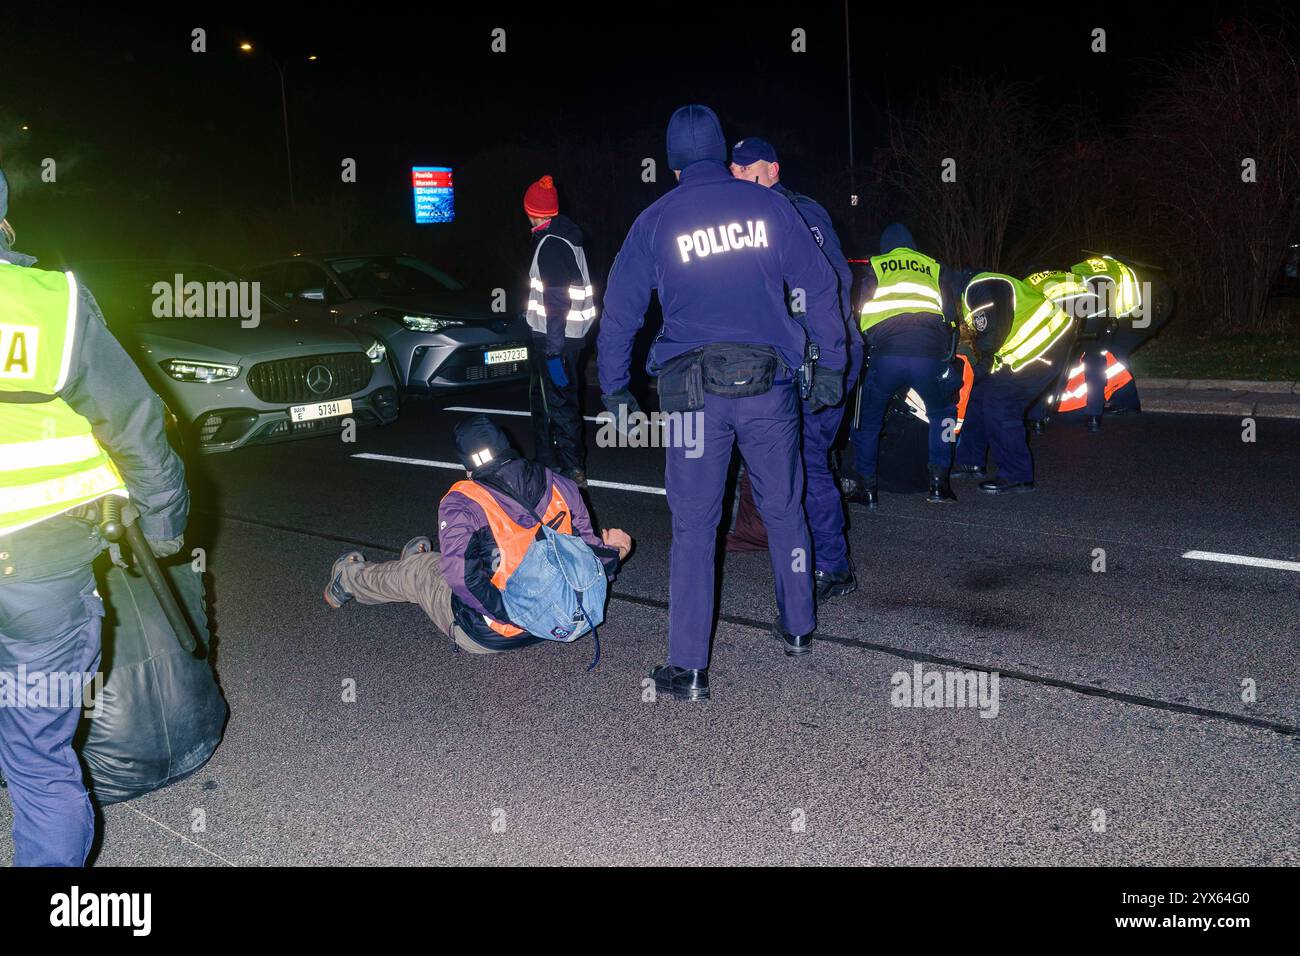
[1070,255,1142,318]
[859,247,944,332]
[0,261,127,537]
[962,272,1075,374]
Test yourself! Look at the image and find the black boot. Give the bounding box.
[926,465,957,504]
[774,619,813,656]
[979,478,1036,494]
[649,664,710,701]
[1086,415,1101,433]
[844,476,878,510]
[951,464,987,480]
[814,566,857,602]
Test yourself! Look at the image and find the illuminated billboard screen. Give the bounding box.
[412,166,454,223]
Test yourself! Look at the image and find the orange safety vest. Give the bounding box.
[445,479,574,638]
[1055,350,1133,412]
[954,354,974,433]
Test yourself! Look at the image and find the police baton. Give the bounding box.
[99,496,198,654]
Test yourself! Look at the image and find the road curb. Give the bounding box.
[1143,377,1298,393]
[1140,395,1300,418]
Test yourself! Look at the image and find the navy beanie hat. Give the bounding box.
[454,414,518,477]
[880,223,915,254]
[666,105,727,172]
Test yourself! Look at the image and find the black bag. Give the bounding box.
[76,555,227,805]
[876,392,930,493]
[701,344,780,398]
[655,347,706,413]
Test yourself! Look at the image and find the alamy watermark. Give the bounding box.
[596,407,704,459]
[152,274,260,328]
[890,664,1000,718]
[0,665,104,717]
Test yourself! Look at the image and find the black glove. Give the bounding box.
[805,365,843,413]
[600,388,645,438]
[120,499,184,559]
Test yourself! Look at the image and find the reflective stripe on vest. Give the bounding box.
[0,262,129,537]
[1024,270,1093,310]
[1055,350,1134,412]
[962,272,1075,374]
[527,234,597,338]
[445,478,574,638]
[1070,256,1142,317]
[860,248,943,332]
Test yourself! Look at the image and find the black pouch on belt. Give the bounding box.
[701,343,780,398]
[655,347,706,413]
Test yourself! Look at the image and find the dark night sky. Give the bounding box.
[0,1,1282,271]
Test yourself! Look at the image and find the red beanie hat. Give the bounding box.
[523,175,559,218]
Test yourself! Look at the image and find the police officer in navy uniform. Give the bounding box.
[0,169,188,865]
[598,106,846,702]
[846,223,963,507]
[727,136,863,600]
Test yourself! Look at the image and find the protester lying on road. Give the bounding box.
[323,415,631,654]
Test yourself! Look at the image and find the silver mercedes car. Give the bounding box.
[248,253,531,394]
[68,260,400,453]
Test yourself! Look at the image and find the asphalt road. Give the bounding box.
[2,383,1297,866]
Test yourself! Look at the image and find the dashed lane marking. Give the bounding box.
[1182,550,1300,573]
[444,405,606,424]
[351,452,667,496]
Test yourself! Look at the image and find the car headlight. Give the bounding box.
[162,359,240,383]
[365,337,387,364]
[402,314,463,333]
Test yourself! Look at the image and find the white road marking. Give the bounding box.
[1182,551,1300,573]
[352,452,667,496]
[118,803,239,866]
[445,405,606,424]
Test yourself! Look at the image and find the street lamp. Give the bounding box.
[239,42,316,206]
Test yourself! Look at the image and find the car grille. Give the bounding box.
[245,352,373,404]
[435,344,530,384]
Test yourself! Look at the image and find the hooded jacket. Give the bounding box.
[438,457,620,649]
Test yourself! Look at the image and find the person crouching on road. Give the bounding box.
[323,415,630,653]
[953,273,1076,493]
[845,223,963,507]
[523,175,597,488]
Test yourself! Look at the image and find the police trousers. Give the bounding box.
[0,564,103,866]
[851,354,958,478]
[957,347,1068,483]
[727,366,858,575]
[665,382,814,670]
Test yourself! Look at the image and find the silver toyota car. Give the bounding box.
[248,253,531,393]
[68,260,400,453]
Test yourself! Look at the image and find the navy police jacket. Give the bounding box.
[597,160,845,395]
[773,181,862,380]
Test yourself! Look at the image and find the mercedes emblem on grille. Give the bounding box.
[305,364,334,395]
